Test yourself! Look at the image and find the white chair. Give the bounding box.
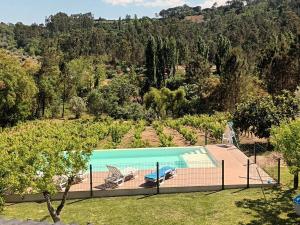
[105,165,137,187]
[222,132,233,145]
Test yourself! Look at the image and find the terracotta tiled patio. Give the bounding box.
[70,145,275,192]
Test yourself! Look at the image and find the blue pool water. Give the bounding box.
[89,146,216,171]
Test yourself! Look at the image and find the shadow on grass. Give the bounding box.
[39,215,50,222]
[235,188,300,225]
[231,188,248,194]
[137,194,156,200]
[204,190,223,195]
[67,198,88,205]
[239,143,273,157]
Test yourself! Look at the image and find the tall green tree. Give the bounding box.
[220,48,245,110]
[145,35,157,92]
[215,35,231,75]
[197,36,209,60]
[35,40,62,118]
[0,50,37,126]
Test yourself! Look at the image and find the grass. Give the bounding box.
[2,187,300,225]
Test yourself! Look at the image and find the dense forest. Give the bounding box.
[0,0,300,127]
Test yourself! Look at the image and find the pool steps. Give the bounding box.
[182,150,215,168]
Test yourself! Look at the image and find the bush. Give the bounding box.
[69,96,86,119]
[152,121,174,147]
[166,120,197,145]
[234,92,299,138]
[131,121,149,148]
[178,113,229,140]
[108,122,132,148]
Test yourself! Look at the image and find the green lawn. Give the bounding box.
[1,187,300,225]
[1,166,300,225]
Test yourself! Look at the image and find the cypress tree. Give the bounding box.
[145,35,157,91]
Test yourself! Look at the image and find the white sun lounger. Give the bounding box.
[105,165,137,187]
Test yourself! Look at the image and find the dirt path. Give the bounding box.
[163,126,190,146]
[117,129,134,149]
[141,126,160,147]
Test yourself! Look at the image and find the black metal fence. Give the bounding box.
[68,157,279,196]
[239,141,281,186]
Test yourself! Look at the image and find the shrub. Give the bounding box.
[131,121,148,148]
[69,96,86,119]
[108,122,132,148]
[166,120,197,145]
[152,121,174,147]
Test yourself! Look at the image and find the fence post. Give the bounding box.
[254,142,257,164]
[222,160,225,190]
[277,158,281,186]
[247,159,250,188]
[156,162,160,194]
[90,164,93,197]
[205,129,208,146]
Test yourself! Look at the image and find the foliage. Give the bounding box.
[233,92,299,138]
[87,75,140,119]
[152,121,174,147]
[178,113,229,140]
[107,121,132,148]
[69,96,86,118]
[1,1,300,121]
[258,33,300,95]
[0,49,37,126]
[166,119,197,145]
[271,119,300,175]
[144,87,187,119]
[131,120,148,148]
[145,36,177,90]
[0,119,110,221]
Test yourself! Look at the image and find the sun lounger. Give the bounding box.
[144,166,176,183]
[105,165,137,187]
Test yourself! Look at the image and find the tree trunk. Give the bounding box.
[62,80,66,118]
[43,177,73,223]
[294,172,299,190]
[56,178,73,216]
[43,191,61,223]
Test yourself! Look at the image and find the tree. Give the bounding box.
[197,36,209,60]
[69,96,86,118]
[156,36,165,88]
[0,50,37,127]
[186,57,211,83]
[66,57,95,97]
[0,120,103,222]
[215,35,231,75]
[144,87,187,118]
[258,34,300,95]
[145,36,157,92]
[233,92,299,138]
[35,40,62,118]
[271,119,300,189]
[166,37,177,77]
[220,48,245,110]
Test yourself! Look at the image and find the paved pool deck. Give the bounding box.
[70,145,275,192]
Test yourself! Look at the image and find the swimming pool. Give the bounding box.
[90,146,217,171]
